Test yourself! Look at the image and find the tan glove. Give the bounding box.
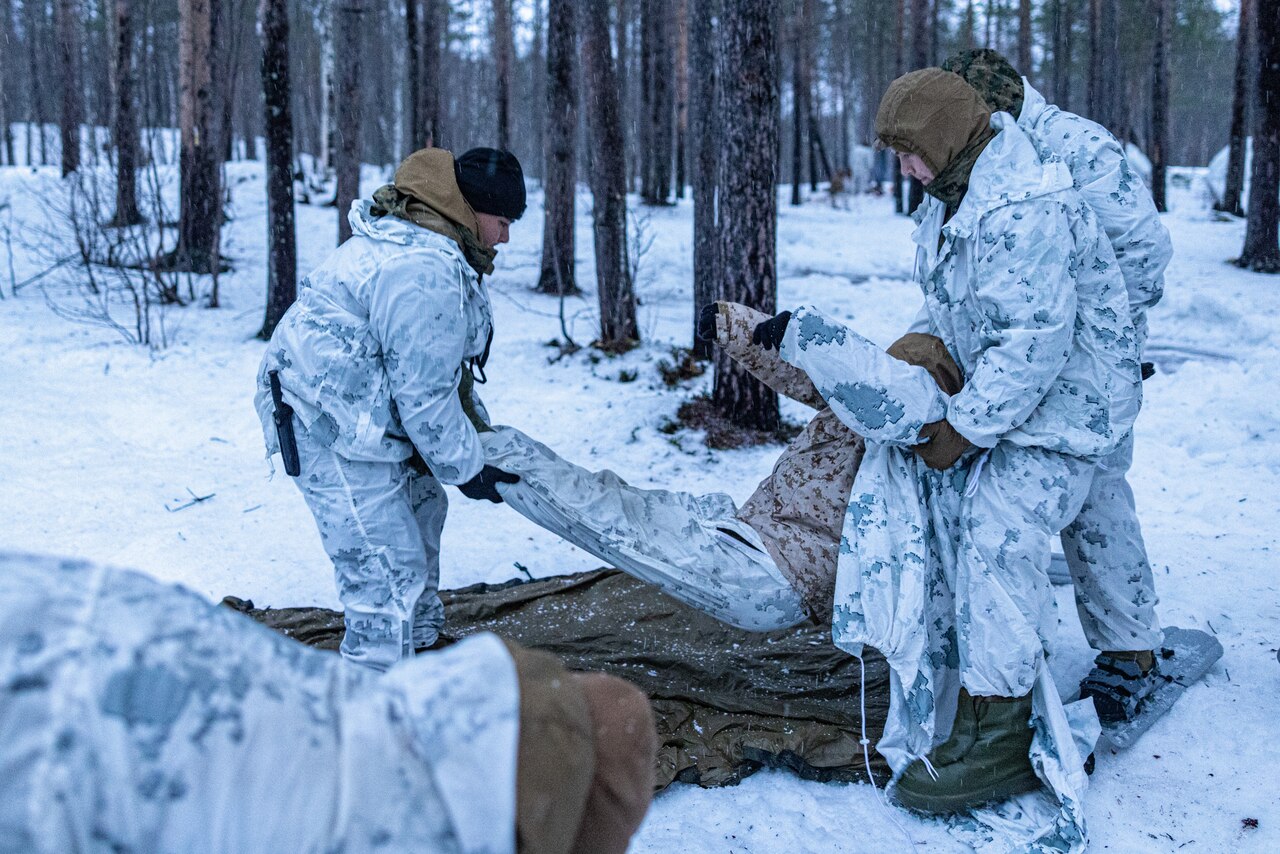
[885,332,964,396]
[914,419,973,470]
[885,332,970,469]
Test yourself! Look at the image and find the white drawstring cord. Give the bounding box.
[964,450,990,498]
[858,656,921,849]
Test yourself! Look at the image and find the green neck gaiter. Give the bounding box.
[924,126,996,217]
[370,185,497,277]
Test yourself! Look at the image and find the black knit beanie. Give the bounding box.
[454,148,526,220]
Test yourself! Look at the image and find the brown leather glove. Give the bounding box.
[914,419,973,470]
[885,332,971,469]
[885,332,964,396]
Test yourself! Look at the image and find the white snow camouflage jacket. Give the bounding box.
[899,113,1142,459]
[255,201,493,484]
[1018,80,1172,349]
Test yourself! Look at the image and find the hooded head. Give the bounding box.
[941,48,1025,119]
[875,68,997,209]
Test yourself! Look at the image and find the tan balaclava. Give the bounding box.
[874,68,997,212]
[370,147,497,276]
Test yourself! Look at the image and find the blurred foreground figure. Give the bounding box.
[943,48,1173,723]
[0,552,655,854]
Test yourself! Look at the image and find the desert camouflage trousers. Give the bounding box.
[293,426,448,671]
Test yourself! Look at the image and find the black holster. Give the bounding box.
[268,370,301,477]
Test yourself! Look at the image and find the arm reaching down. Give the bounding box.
[367,250,486,485]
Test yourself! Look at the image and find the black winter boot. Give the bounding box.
[1079,649,1161,723]
[891,689,1041,813]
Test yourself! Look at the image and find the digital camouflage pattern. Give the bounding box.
[0,552,520,854]
[255,200,495,669]
[941,48,1026,118]
[478,425,809,632]
[951,70,1172,654]
[780,116,1136,850]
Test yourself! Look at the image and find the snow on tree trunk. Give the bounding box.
[1238,0,1280,273]
[537,0,578,296]
[258,0,297,338]
[712,0,780,433]
[582,0,639,351]
[335,0,363,245]
[112,0,142,226]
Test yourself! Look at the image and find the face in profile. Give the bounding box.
[896,152,935,186]
[475,213,512,250]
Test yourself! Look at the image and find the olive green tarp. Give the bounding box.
[223,569,892,789]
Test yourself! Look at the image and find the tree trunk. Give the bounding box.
[56,0,84,176]
[907,0,928,213]
[1088,0,1102,121]
[1017,0,1032,78]
[690,0,718,357]
[422,0,442,147]
[674,0,688,200]
[582,0,639,350]
[1222,0,1255,217]
[537,0,578,295]
[653,0,673,203]
[406,0,421,153]
[893,0,905,213]
[639,0,654,199]
[1150,0,1169,212]
[1061,0,1074,111]
[790,7,805,206]
[1238,0,1280,272]
[259,0,297,338]
[335,0,363,245]
[492,0,513,150]
[111,0,142,225]
[0,0,12,165]
[174,0,224,274]
[712,0,779,432]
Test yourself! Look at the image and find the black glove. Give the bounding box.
[1141,361,1156,381]
[751,310,792,351]
[696,302,720,343]
[458,465,520,503]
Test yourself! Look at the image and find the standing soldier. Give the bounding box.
[255,147,525,671]
[943,49,1174,722]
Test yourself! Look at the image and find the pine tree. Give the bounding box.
[582,0,639,350]
[258,0,297,337]
[690,0,719,357]
[111,0,143,226]
[1237,0,1280,273]
[537,0,578,295]
[712,0,780,432]
[1221,0,1254,217]
[56,0,84,175]
[335,0,363,245]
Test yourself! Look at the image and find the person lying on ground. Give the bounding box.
[0,551,657,854]
[942,48,1173,722]
[255,147,525,671]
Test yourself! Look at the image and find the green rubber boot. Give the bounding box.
[891,689,1042,813]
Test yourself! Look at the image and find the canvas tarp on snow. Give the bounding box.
[223,569,892,789]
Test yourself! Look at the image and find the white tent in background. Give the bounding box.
[1203,138,1263,214]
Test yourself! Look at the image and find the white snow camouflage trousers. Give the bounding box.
[1060,433,1163,652]
[293,424,449,671]
[0,551,520,854]
[478,427,809,633]
[779,305,1101,849]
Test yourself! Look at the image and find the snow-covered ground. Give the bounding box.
[1,161,1277,852]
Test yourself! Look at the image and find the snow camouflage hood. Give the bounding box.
[875,68,997,210]
[370,147,497,276]
[941,48,1026,119]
